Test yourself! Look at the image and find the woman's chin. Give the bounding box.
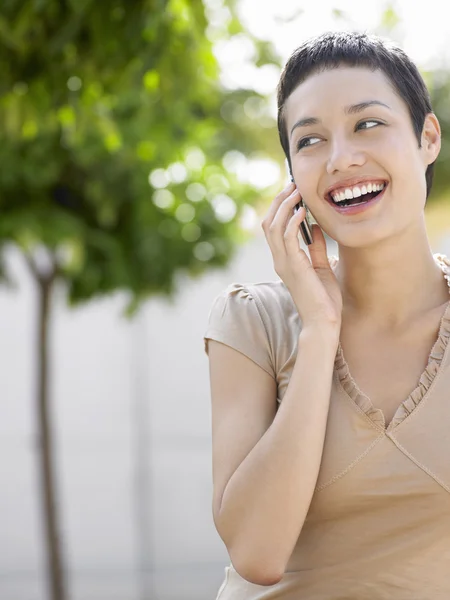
[332,226,390,249]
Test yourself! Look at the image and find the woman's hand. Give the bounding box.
[261,182,343,330]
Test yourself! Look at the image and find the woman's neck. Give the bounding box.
[333,230,449,332]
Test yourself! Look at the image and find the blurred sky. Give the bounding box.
[236,0,450,68]
[213,0,450,94]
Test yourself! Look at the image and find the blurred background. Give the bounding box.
[2,1,450,599]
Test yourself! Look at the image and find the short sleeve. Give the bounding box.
[203,283,276,379]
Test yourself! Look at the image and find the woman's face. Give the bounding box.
[284,66,440,247]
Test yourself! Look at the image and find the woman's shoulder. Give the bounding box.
[213,279,298,322]
[204,279,301,376]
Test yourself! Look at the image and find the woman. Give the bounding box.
[203,31,450,599]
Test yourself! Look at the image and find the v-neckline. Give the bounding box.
[329,253,450,432]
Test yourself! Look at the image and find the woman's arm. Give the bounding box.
[208,323,339,586]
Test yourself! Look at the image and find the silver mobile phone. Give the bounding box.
[286,164,313,245]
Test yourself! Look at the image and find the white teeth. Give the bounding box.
[331,182,386,204]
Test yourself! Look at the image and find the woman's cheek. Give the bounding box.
[294,161,321,201]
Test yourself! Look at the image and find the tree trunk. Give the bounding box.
[36,274,67,600]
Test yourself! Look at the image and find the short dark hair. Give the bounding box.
[277,31,435,199]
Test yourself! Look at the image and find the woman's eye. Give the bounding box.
[296,120,383,151]
[357,119,382,130]
[297,136,321,150]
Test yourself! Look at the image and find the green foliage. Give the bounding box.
[0,0,283,313]
[426,70,450,200]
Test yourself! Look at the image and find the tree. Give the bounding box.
[0,1,282,598]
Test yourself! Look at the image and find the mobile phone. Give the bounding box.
[287,168,313,246]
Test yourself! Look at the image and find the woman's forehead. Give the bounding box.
[285,66,402,124]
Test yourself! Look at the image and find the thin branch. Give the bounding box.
[46,251,60,285]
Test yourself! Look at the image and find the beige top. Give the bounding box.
[203,253,450,600]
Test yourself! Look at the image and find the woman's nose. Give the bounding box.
[326,137,366,175]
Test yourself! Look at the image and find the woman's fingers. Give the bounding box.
[308,224,330,270]
[265,189,301,254]
[271,188,301,232]
[284,206,306,256]
[261,183,313,270]
[261,182,295,228]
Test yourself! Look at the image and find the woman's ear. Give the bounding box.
[421,112,441,165]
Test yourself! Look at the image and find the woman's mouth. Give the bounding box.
[326,182,388,215]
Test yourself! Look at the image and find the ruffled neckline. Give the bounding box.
[329,253,450,430]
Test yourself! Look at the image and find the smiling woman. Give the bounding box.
[204,31,450,600]
[280,65,440,243]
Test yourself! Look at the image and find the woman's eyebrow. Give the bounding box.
[289,100,391,138]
